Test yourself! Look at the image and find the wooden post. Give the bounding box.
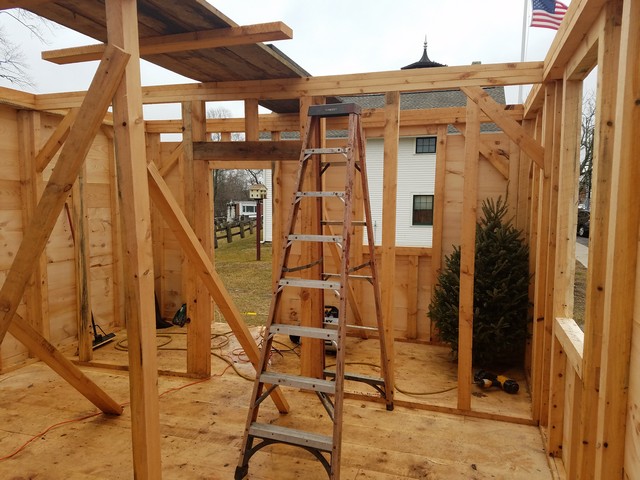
[105,0,162,477]
[430,125,447,341]
[541,80,563,427]
[595,0,640,475]
[147,133,165,315]
[457,97,480,411]
[256,199,262,261]
[244,98,259,141]
[182,100,212,378]
[381,91,400,394]
[577,2,621,476]
[17,110,50,350]
[531,85,556,424]
[548,79,582,463]
[147,163,289,413]
[299,96,324,379]
[70,165,93,361]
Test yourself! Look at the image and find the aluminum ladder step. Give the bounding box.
[288,234,343,243]
[295,191,344,198]
[248,423,333,452]
[279,278,341,290]
[260,372,336,394]
[270,324,338,342]
[304,147,350,155]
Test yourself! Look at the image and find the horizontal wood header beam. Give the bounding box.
[0,86,36,109]
[145,105,525,134]
[193,140,302,161]
[42,21,293,64]
[35,61,544,110]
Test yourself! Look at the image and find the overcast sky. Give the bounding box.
[0,0,581,118]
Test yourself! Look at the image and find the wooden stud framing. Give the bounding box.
[147,163,289,413]
[451,123,510,179]
[576,3,621,475]
[144,106,525,136]
[244,98,259,141]
[70,165,93,362]
[298,96,324,379]
[158,142,183,177]
[541,81,563,429]
[380,91,400,396]
[43,22,294,64]
[430,125,447,322]
[182,100,212,378]
[106,126,124,328]
[8,314,122,414]
[0,45,129,346]
[457,98,480,411]
[17,110,50,349]
[461,86,545,169]
[147,133,165,310]
[595,0,640,475]
[530,86,555,424]
[35,108,78,173]
[405,256,419,340]
[105,0,162,476]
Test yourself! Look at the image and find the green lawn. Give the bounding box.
[214,233,272,326]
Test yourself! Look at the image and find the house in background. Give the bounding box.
[263,42,505,247]
[226,200,258,222]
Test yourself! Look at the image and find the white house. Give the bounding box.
[262,45,504,248]
[262,134,437,247]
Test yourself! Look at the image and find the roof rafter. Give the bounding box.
[42,21,293,64]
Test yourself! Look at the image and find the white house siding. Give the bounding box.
[263,136,436,247]
[365,137,436,247]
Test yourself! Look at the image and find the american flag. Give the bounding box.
[531,0,568,30]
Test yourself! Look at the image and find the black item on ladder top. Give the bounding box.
[235,103,393,480]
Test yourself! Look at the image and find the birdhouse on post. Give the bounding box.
[249,184,267,261]
[249,184,267,199]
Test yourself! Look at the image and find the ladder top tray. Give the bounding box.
[308,103,361,117]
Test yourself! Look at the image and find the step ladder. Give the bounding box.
[235,103,393,480]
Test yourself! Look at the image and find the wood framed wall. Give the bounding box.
[1,0,638,477]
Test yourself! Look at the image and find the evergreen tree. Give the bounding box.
[428,197,530,366]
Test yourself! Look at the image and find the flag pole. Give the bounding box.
[518,0,529,104]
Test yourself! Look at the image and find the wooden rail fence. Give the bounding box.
[214,219,256,248]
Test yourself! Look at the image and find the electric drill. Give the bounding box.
[474,370,519,394]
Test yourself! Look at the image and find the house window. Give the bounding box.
[412,195,434,226]
[415,137,437,154]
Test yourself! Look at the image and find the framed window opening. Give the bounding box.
[412,194,434,226]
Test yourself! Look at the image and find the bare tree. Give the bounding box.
[207,107,264,218]
[580,92,595,209]
[0,9,53,87]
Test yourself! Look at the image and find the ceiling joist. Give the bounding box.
[42,21,293,64]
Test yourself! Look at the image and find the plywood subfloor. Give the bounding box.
[0,324,551,479]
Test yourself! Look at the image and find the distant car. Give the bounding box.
[577,209,590,237]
